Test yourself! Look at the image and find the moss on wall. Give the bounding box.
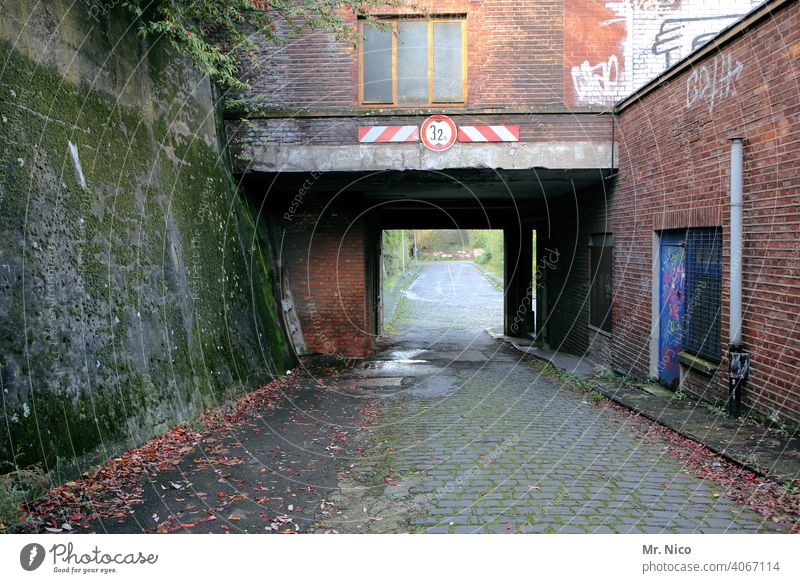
[0,5,292,478]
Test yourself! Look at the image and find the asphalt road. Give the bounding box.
[391,261,503,335]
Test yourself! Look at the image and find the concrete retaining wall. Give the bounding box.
[0,3,292,475]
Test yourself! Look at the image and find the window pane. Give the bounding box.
[397,22,429,104]
[684,229,722,361]
[433,22,462,102]
[363,24,392,103]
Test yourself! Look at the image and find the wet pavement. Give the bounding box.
[72,362,367,534]
[325,261,787,533]
[54,261,792,534]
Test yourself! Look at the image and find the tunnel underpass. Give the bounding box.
[240,167,613,360]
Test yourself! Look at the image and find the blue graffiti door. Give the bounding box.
[659,231,686,389]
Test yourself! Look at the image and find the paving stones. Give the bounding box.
[338,261,786,534]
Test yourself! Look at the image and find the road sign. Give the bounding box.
[458,125,520,142]
[358,126,419,143]
[420,115,458,151]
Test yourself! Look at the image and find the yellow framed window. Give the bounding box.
[360,18,467,106]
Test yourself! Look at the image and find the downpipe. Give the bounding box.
[728,138,749,418]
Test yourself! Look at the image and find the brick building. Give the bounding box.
[609,0,800,425]
[230,0,799,425]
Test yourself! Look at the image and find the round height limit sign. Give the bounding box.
[420,115,457,151]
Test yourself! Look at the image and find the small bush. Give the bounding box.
[0,478,24,531]
[0,465,50,531]
[475,250,491,265]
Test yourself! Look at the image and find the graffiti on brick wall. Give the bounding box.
[571,55,620,103]
[564,0,627,106]
[686,53,744,112]
[565,0,759,106]
[604,0,680,20]
[652,15,744,67]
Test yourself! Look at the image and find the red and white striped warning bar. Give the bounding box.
[458,125,520,142]
[358,126,420,143]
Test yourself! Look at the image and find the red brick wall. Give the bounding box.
[543,181,613,360]
[613,1,800,425]
[242,1,565,110]
[239,1,758,110]
[564,0,760,106]
[564,0,626,105]
[280,194,374,358]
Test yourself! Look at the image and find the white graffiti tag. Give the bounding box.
[686,54,743,112]
[571,55,620,104]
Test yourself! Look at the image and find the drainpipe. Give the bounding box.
[728,137,748,417]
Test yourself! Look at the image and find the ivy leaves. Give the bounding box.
[122,0,411,89]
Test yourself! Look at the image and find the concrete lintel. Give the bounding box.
[236,141,615,174]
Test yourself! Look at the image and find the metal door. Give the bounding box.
[658,230,686,389]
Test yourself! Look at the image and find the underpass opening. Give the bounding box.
[239,168,608,360]
[380,229,539,342]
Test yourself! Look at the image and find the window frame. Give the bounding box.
[683,227,722,363]
[358,17,468,107]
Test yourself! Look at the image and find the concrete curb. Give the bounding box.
[471,262,503,288]
[383,265,421,326]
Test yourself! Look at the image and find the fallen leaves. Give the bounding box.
[267,515,298,532]
[359,403,383,428]
[20,377,291,533]
[18,357,392,535]
[625,409,800,531]
[193,455,246,469]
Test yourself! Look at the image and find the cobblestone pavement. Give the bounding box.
[328,261,783,533]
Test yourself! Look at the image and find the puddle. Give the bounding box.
[353,361,439,377]
[349,377,403,387]
[384,349,425,360]
[419,350,487,362]
[404,376,459,399]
